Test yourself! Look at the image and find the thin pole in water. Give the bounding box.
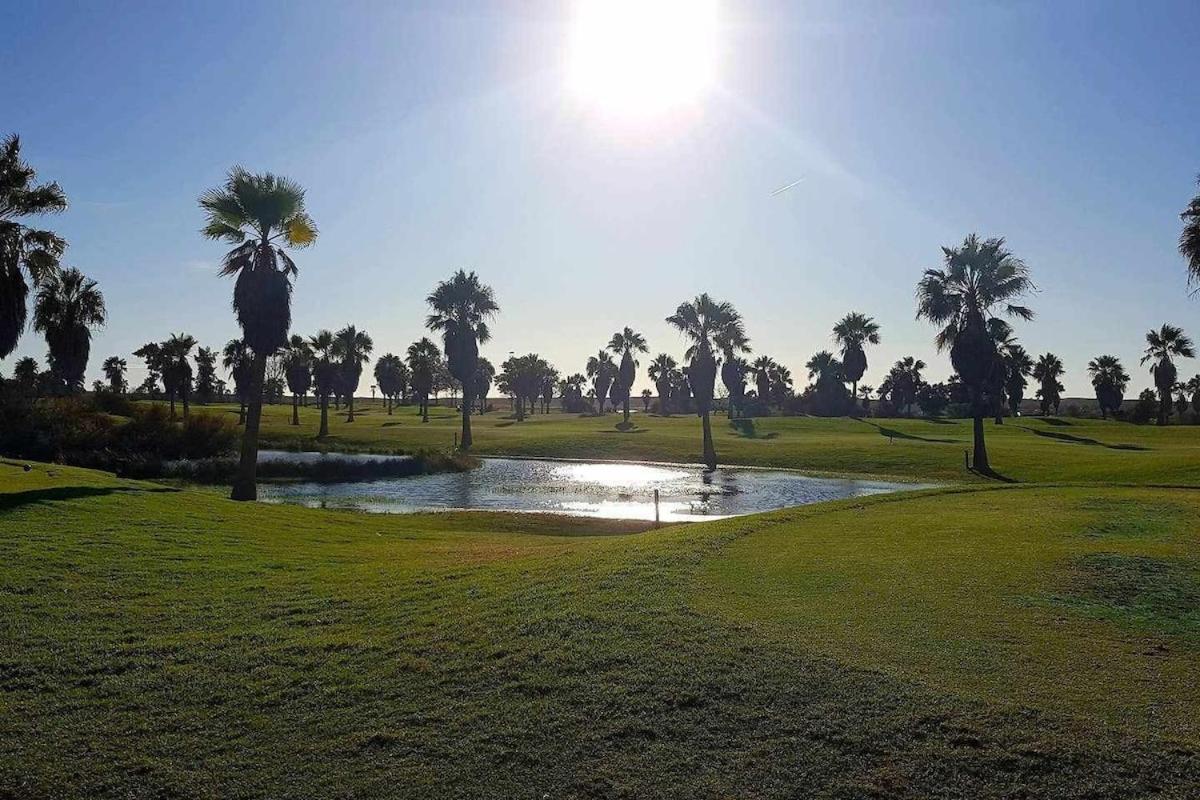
[654,489,660,528]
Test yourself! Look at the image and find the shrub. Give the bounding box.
[180,413,238,459]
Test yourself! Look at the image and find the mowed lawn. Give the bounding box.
[194,398,1200,485]
[2,460,1199,797]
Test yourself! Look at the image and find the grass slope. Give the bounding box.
[186,400,1200,485]
[2,461,1199,797]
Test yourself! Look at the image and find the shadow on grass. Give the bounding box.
[1018,426,1148,451]
[0,485,176,512]
[598,428,648,434]
[728,419,779,439]
[969,465,1018,483]
[1036,417,1073,426]
[857,419,959,444]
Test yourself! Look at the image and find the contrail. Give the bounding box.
[770,177,805,196]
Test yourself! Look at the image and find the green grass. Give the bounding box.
[186,399,1200,485]
[3,461,1200,797]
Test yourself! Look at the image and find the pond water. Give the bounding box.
[256,454,926,522]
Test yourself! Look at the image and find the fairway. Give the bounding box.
[2,461,1199,797]
[201,399,1200,485]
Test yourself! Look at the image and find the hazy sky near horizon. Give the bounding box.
[3,0,1200,397]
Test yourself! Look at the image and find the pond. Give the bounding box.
[256,454,927,522]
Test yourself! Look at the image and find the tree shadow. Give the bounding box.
[728,419,779,439]
[857,419,959,444]
[969,465,1018,483]
[0,485,176,512]
[381,421,403,427]
[1018,426,1148,451]
[1036,417,1072,426]
[924,417,957,425]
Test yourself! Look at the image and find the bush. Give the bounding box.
[89,390,135,417]
[180,413,238,459]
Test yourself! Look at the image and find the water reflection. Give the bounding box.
[256,456,928,522]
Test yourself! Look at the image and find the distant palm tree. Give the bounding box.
[1141,324,1195,425]
[881,356,926,416]
[222,339,253,426]
[586,350,616,414]
[283,335,313,425]
[1,134,67,360]
[607,327,649,424]
[1002,344,1034,418]
[162,333,197,418]
[426,270,498,449]
[407,337,441,423]
[194,347,219,403]
[32,267,105,393]
[1087,355,1129,419]
[666,293,746,470]
[473,357,495,413]
[805,350,842,383]
[13,356,39,392]
[647,353,677,416]
[1186,374,1200,417]
[858,384,875,416]
[333,325,373,422]
[200,166,317,500]
[307,330,337,436]
[916,234,1034,472]
[750,355,778,412]
[640,388,653,411]
[1032,353,1064,415]
[716,322,751,418]
[373,353,405,414]
[832,312,880,403]
[1180,176,1200,285]
[101,356,127,394]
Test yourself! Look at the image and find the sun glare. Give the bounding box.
[567,0,719,120]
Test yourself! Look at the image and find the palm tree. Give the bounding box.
[1088,355,1129,419]
[805,350,842,383]
[374,353,405,414]
[881,356,926,416]
[307,330,337,437]
[200,166,317,501]
[1032,353,1065,416]
[473,357,495,413]
[1002,344,1034,418]
[916,234,1034,472]
[32,267,105,393]
[832,312,880,404]
[1186,374,1200,417]
[333,325,373,422]
[425,270,498,449]
[1180,176,1200,285]
[222,339,254,426]
[716,322,751,418]
[162,333,197,418]
[607,327,649,424]
[586,350,616,414]
[858,385,875,416]
[194,347,219,403]
[1,134,68,360]
[407,337,441,423]
[750,356,778,412]
[13,356,39,393]
[282,335,313,425]
[1141,324,1195,425]
[101,356,127,394]
[647,354,677,416]
[666,293,746,470]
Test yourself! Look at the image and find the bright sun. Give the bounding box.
[567,0,719,119]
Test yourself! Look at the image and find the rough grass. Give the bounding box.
[180,400,1200,485]
[3,462,1200,797]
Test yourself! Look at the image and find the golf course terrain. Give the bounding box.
[3,407,1200,797]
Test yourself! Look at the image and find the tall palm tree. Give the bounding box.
[426,270,498,449]
[1180,176,1200,285]
[1032,353,1065,416]
[639,354,670,416]
[163,333,197,418]
[832,311,880,403]
[307,330,337,437]
[373,353,405,414]
[1141,324,1195,425]
[200,166,317,501]
[333,325,373,422]
[750,355,778,411]
[916,234,1034,472]
[1088,354,1129,420]
[607,326,649,424]
[32,267,105,393]
[1,134,67,360]
[222,339,253,426]
[282,335,313,425]
[586,350,616,414]
[473,357,495,413]
[101,356,127,394]
[407,337,441,423]
[666,293,745,470]
[1002,344,1034,417]
[716,324,751,418]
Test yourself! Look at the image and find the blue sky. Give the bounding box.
[3,0,1200,396]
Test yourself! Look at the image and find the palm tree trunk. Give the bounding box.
[292,394,299,426]
[318,395,329,437]
[169,393,176,419]
[1159,390,1170,426]
[238,400,246,425]
[851,380,858,417]
[182,386,190,420]
[701,411,716,471]
[623,397,630,424]
[346,393,355,423]
[461,386,473,449]
[422,395,429,423]
[231,351,267,502]
[972,413,989,472]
